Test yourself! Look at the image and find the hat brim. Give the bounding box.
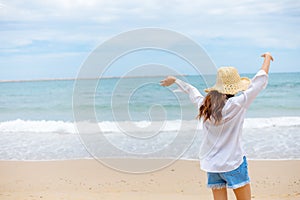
[205,77,251,95]
[240,77,251,91]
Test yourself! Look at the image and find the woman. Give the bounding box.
[160,52,274,200]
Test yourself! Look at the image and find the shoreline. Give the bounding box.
[1,159,299,200]
[1,157,300,162]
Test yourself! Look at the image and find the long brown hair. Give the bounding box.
[197,90,233,124]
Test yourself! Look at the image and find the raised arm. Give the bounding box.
[260,52,274,74]
[234,52,274,108]
[160,76,203,106]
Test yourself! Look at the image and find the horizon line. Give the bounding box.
[0,71,299,83]
[0,75,187,83]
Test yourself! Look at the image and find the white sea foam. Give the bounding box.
[0,119,198,134]
[243,117,300,128]
[0,119,76,134]
[0,117,299,134]
[0,117,300,160]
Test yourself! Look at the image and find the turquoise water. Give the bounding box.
[0,72,300,160]
[0,73,299,122]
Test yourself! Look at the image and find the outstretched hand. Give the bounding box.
[261,52,274,61]
[160,76,176,86]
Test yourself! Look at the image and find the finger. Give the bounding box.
[160,81,166,86]
[265,52,271,55]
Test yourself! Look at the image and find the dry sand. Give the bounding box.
[0,159,299,200]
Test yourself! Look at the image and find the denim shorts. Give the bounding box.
[207,156,250,189]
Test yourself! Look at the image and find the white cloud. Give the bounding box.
[1,0,299,21]
[0,0,299,78]
[0,0,299,52]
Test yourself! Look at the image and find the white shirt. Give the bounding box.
[175,70,268,172]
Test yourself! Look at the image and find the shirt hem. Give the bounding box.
[200,155,245,173]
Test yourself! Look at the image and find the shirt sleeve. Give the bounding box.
[233,70,268,109]
[175,79,204,107]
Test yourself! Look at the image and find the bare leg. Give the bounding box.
[212,188,228,200]
[233,184,251,200]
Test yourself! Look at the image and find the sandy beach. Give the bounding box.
[0,159,299,200]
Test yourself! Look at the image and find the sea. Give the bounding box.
[0,72,300,161]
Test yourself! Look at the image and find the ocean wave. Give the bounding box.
[243,117,300,128]
[0,117,300,134]
[0,117,300,160]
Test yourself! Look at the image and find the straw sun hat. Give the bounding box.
[205,67,251,95]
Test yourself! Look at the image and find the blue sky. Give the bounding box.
[0,0,299,80]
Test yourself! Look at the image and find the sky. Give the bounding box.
[0,0,299,80]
